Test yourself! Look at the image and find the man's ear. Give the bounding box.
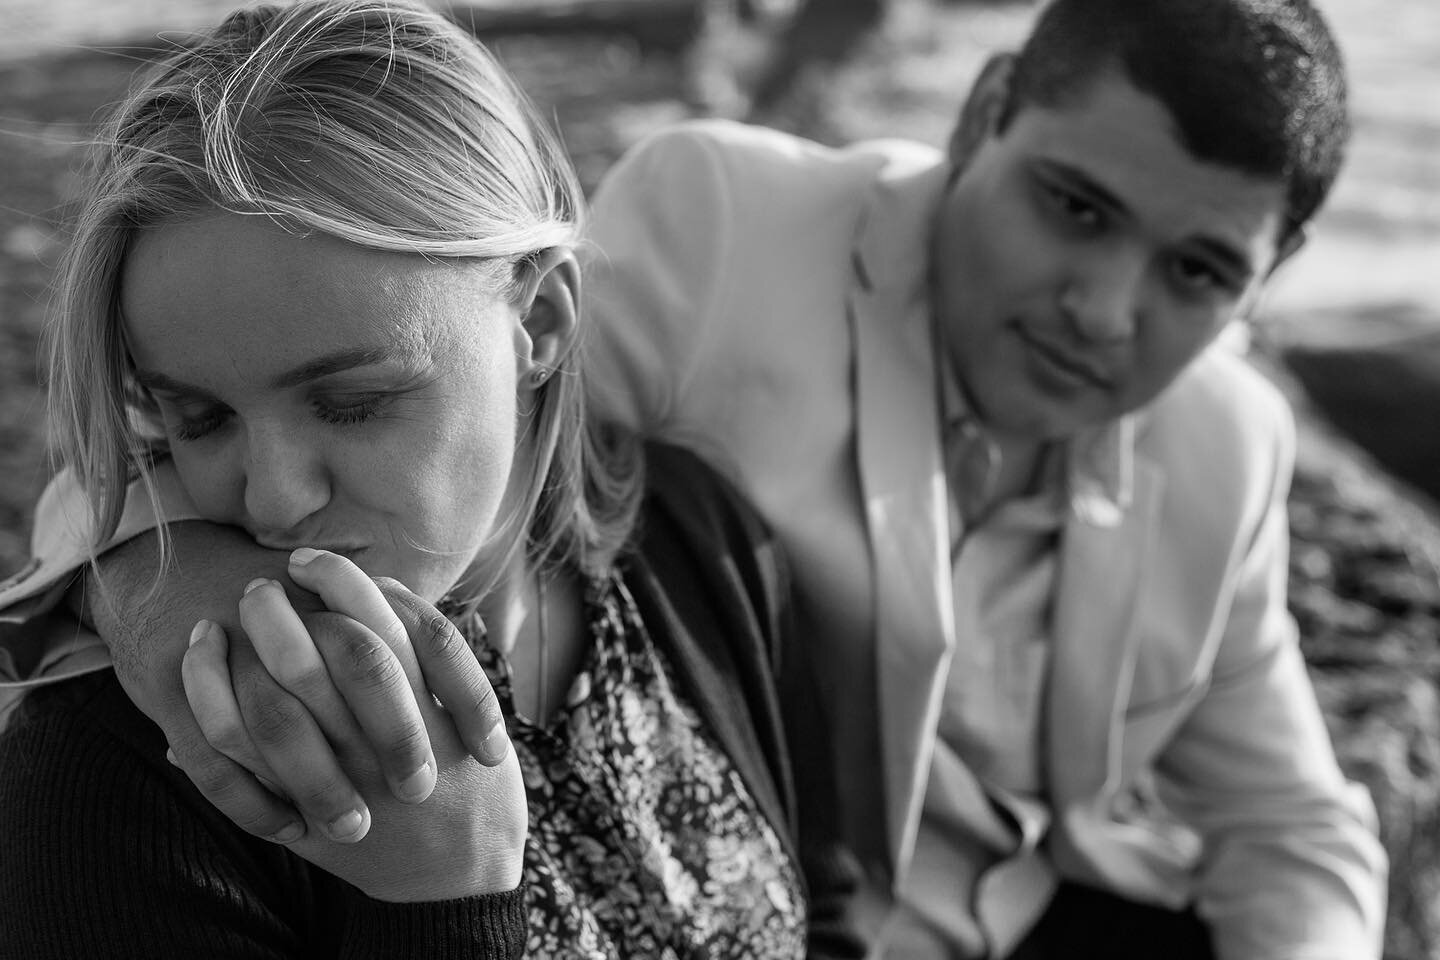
[947,52,1016,168]
[1269,225,1308,276]
[512,247,580,389]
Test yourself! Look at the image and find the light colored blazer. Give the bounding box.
[581,120,1385,959]
[0,119,1386,959]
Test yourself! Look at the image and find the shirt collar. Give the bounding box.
[935,342,1134,529]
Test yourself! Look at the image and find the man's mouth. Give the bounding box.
[1015,326,1113,389]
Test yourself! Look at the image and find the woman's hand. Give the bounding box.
[177,550,525,901]
[89,523,512,846]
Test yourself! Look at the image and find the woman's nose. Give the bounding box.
[242,424,330,535]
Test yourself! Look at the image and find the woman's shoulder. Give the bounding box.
[0,670,268,873]
[0,673,305,955]
[1,669,163,767]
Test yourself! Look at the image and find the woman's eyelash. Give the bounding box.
[168,395,390,442]
[313,396,386,425]
[172,409,231,442]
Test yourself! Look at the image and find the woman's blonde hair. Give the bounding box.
[46,0,641,596]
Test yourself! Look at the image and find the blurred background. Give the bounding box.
[1,0,1437,955]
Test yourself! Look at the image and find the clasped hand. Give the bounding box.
[169,549,524,902]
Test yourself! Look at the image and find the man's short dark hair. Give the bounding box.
[1003,0,1349,242]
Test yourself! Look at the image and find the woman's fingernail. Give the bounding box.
[394,761,435,803]
[290,547,321,567]
[478,719,510,766]
[328,809,365,842]
[270,822,305,844]
[165,747,179,766]
[243,577,271,596]
[188,620,210,647]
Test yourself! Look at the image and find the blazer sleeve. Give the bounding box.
[1153,394,1387,960]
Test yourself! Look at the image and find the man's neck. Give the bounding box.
[989,431,1051,506]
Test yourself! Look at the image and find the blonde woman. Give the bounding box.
[0,3,847,956]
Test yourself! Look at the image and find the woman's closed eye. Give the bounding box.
[171,405,233,442]
[165,393,395,443]
[312,394,390,426]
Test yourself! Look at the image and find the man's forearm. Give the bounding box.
[80,521,298,716]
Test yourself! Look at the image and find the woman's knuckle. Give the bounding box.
[344,633,401,689]
[295,773,350,812]
[296,662,335,698]
[386,722,430,762]
[246,696,306,746]
[459,676,500,723]
[231,804,289,840]
[371,575,404,596]
[417,612,461,658]
[188,755,238,798]
[207,721,252,758]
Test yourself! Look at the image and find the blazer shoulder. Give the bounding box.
[1136,347,1296,546]
[1143,346,1295,466]
[608,119,917,216]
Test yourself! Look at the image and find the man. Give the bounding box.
[0,0,1387,956]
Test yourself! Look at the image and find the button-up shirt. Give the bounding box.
[887,327,1133,959]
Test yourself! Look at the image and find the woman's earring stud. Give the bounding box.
[531,368,550,386]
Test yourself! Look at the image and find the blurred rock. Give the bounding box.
[1275,353,1440,959]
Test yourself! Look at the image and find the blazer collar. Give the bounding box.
[1047,455,1165,802]
[850,150,949,303]
[845,150,956,878]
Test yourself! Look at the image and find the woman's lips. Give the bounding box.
[250,536,367,558]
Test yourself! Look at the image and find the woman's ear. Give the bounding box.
[512,247,581,391]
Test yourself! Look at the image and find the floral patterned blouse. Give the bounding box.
[464,572,806,959]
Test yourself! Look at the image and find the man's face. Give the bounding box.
[931,69,1292,442]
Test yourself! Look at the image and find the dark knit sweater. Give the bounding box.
[0,444,863,959]
[0,670,528,959]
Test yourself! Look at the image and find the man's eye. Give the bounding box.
[1041,181,1102,229]
[1170,255,1232,296]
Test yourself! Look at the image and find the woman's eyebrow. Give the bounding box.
[134,344,423,397]
[268,344,420,389]
[131,369,213,400]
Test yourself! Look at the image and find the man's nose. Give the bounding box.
[242,424,330,535]
[1058,252,1146,343]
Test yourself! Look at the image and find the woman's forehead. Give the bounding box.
[126,215,493,337]
[121,214,508,382]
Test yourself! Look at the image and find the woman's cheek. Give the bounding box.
[171,444,243,524]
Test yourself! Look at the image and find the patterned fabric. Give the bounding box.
[464,572,806,960]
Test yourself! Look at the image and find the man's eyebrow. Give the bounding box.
[1185,236,1256,281]
[1034,158,1130,218]
[1034,158,1256,278]
[134,344,424,397]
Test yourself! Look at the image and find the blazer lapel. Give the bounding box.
[847,157,957,881]
[1047,458,1164,803]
